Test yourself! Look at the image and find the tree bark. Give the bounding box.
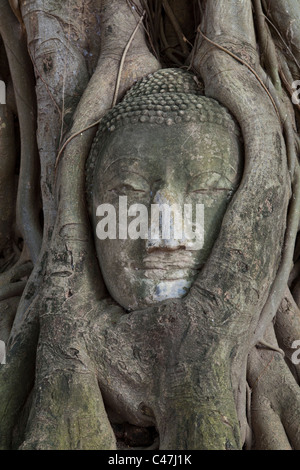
[0,0,300,450]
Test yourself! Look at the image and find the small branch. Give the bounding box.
[112,10,146,108]
[55,119,102,169]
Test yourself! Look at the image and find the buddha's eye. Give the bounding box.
[188,172,234,194]
[104,170,150,196]
[190,188,229,194]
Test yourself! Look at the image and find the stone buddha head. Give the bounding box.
[86,69,243,310]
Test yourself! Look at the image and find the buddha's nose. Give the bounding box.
[146,188,186,252]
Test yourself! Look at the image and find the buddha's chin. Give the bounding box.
[147,278,193,303]
[108,273,196,311]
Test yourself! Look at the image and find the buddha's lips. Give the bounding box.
[126,253,201,280]
[142,252,201,270]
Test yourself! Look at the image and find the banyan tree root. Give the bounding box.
[248,323,300,450]
[0,0,300,450]
[0,102,16,259]
[275,289,300,383]
[1,0,160,450]
[0,1,42,265]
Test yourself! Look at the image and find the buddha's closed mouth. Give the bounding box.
[142,251,201,271]
[126,253,200,281]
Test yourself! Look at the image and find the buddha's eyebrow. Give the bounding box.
[189,171,235,186]
[101,156,142,175]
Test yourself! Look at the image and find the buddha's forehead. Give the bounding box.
[97,121,242,184]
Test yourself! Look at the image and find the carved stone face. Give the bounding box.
[91,119,242,310]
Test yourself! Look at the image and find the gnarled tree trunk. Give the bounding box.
[0,0,300,450]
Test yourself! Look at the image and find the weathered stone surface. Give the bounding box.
[87,69,243,310]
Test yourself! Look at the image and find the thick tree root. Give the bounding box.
[0,0,42,264]
[248,324,300,449]
[275,289,300,382]
[0,104,15,255]
[0,300,38,449]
